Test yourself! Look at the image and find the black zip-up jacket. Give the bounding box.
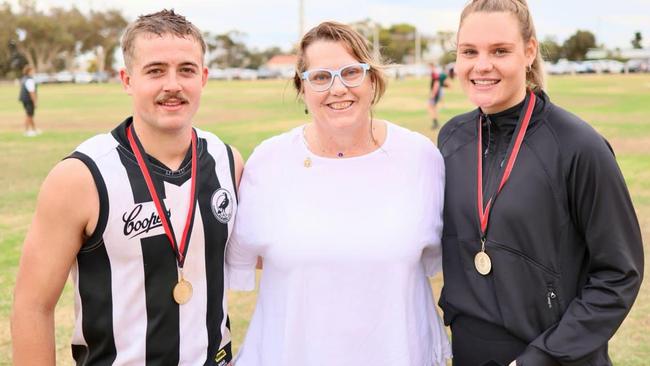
[437,91,643,365]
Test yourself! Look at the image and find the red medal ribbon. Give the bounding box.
[477,91,536,238]
[127,124,198,267]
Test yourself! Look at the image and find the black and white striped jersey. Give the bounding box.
[67,118,237,365]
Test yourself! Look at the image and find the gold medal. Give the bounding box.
[474,250,492,275]
[128,125,199,305]
[474,93,536,277]
[173,276,193,304]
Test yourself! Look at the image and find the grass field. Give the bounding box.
[1,74,649,365]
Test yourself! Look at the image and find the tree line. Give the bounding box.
[1,2,643,79]
[0,3,440,79]
[541,30,644,63]
[0,2,127,78]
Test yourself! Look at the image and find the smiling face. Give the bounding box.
[456,11,537,114]
[119,33,208,134]
[301,40,374,131]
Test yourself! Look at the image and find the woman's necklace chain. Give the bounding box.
[301,124,376,160]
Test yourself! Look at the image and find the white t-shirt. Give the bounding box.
[25,78,35,93]
[227,122,451,366]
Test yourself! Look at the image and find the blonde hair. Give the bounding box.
[459,0,545,92]
[293,21,387,105]
[121,9,205,70]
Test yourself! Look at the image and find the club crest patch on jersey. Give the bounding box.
[211,188,233,224]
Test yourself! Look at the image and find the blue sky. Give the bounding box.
[9,0,650,51]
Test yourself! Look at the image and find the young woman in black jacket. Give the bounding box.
[437,1,644,365]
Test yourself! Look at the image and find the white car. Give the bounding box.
[74,72,94,84]
[54,71,74,83]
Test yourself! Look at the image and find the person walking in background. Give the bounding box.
[437,1,643,365]
[11,10,242,365]
[19,65,40,137]
[427,61,449,129]
[227,21,451,366]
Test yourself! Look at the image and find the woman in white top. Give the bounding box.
[227,21,451,366]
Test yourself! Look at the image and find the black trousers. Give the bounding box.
[451,315,527,366]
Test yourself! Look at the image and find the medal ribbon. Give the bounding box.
[477,91,536,240]
[127,124,198,267]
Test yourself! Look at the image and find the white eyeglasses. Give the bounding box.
[301,63,370,92]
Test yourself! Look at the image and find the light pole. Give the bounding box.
[415,28,421,65]
[373,23,380,61]
[299,0,305,41]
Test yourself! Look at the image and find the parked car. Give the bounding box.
[601,60,624,73]
[54,71,74,83]
[33,72,56,84]
[74,72,94,84]
[256,67,282,79]
[573,61,590,74]
[208,68,227,80]
[93,71,110,83]
[546,59,582,75]
[232,68,258,80]
[581,60,624,74]
[625,59,649,73]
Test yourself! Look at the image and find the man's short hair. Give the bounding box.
[22,65,33,76]
[121,9,206,70]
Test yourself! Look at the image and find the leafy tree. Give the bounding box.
[14,11,72,71]
[83,10,128,72]
[541,36,562,63]
[206,30,251,68]
[0,3,19,77]
[50,7,90,71]
[434,30,456,65]
[562,30,596,61]
[380,23,428,64]
[631,31,643,49]
[1,3,126,75]
[247,46,284,69]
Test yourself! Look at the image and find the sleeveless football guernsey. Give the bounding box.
[67,118,237,366]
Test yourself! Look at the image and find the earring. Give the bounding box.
[526,64,532,73]
[304,107,308,115]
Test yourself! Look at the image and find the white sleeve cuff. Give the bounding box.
[227,265,256,291]
[422,244,443,277]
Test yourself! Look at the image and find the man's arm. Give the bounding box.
[431,78,441,98]
[11,158,98,365]
[228,146,262,269]
[25,79,37,106]
[230,146,244,188]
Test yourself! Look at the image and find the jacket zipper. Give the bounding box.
[547,286,557,309]
[488,241,560,277]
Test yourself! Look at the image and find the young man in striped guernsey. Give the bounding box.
[11,10,243,365]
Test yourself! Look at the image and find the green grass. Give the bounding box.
[1,74,649,365]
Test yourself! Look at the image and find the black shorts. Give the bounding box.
[451,315,527,366]
[22,100,35,117]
